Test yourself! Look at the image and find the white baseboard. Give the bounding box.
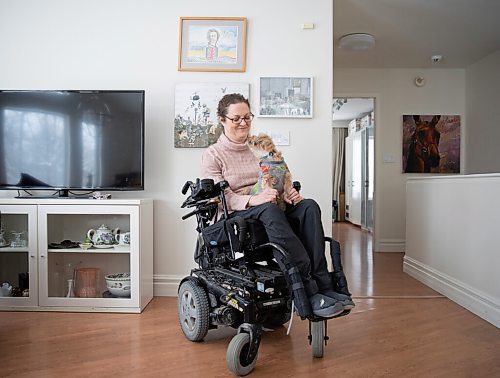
[403,256,499,328]
[376,239,405,252]
[153,274,183,297]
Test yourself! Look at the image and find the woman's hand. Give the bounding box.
[284,188,303,206]
[248,188,279,207]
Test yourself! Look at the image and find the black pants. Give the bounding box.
[229,199,332,297]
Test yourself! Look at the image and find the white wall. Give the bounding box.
[404,174,500,328]
[0,0,333,295]
[332,120,349,128]
[466,49,500,174]
[334,68,466,251]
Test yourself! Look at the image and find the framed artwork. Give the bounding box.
[178,17,247,72]
[174,83,250,148]
[402,114,461,173]
[259,77,313,118]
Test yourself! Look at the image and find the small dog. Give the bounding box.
[247,133,294,210]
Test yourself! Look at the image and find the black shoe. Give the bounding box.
[309,293,344,318]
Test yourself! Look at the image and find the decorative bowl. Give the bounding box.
[79,243,93,250]
[105,273,131,297]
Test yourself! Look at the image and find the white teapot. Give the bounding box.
[0,282,12,296]
[87,224,120,246]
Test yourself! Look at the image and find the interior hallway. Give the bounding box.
[332,222,441,298]
[0,223,499,377]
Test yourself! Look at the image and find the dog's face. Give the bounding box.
[248,133,281,160]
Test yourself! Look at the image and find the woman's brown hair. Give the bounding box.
[217,93,251,118]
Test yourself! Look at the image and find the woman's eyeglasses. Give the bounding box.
[224,113,254,124]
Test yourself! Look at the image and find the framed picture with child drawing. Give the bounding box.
[178,17,247,72]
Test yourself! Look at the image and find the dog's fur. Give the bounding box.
[247,133,293,210]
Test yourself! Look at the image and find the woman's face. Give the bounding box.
[208,31,218,45]
[220,102,252,144]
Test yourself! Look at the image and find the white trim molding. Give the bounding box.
[403,256,499,328]
[153,274,183,297]
[376,238,405,252]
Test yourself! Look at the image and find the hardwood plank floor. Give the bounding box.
[0,222,498,377]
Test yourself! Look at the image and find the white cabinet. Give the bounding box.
[0,198,153,313]
[0,204,38,307]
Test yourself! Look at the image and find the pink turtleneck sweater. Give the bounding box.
[201,133,260,212]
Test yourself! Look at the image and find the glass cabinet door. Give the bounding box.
[38,205,139,310]
[0,205,38,308]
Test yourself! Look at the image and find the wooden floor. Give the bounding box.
[1,222,499,377]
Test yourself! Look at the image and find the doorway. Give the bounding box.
[332,97,375,232]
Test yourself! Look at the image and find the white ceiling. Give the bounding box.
[333,0,500,69]
[332,98,374,121]
[332,0,500,121]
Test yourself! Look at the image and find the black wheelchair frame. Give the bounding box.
[178,178,351,376]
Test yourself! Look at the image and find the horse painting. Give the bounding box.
[404,115,441,173]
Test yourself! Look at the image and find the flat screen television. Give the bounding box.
[0,90,145,196]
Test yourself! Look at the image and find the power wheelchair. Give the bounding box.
[178,178,352,376]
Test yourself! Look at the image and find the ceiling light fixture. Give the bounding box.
[338,33,375,51]
[333,98,348,112]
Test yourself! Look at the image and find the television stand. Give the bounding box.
[0,197,153,313]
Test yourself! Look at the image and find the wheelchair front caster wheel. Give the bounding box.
[310,320,326,358]
[226,333,257,376]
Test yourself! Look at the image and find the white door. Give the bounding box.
[350,130,362,225]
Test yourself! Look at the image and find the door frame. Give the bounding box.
[333,92,379,252]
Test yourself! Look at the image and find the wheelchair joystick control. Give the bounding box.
[293,181,301,192]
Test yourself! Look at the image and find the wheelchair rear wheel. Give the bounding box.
[226,333,257,376]
[178,280,210,342]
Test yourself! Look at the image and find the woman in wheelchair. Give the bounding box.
[201,93,354,318]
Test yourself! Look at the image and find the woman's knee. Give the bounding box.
[259,202,286,219]
[300,198,321,215]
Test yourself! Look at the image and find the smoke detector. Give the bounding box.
[431,54,443,63]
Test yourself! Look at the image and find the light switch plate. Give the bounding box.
[301,23,314,29]
[383,153,396,163]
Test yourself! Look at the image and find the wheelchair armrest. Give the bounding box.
[230,216,247,244]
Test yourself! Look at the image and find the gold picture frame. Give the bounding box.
[178,17,247,72]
